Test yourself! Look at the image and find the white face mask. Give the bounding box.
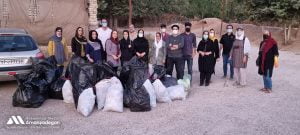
[237,31,243,36]
[172,30,178,35]
[203,35,208,40]
[227,29,233,33]
[161,28,166,33]
[102,22,108,27]
[138,33,143,38]
[124,35,128,39]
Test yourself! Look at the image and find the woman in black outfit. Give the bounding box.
[133,29,149,63]
[120,30,135,66]
[197,31,217,86]
[71,27,88,59]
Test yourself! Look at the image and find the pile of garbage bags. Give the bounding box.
[13,56,65,108]
[12,56,190,117]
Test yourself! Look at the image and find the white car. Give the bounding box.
[0,28,44,81]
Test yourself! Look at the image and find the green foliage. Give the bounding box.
[97,0,300,25]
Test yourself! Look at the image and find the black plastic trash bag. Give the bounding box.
[94,62,117,82]
[161,76,178,88]
[32,56,60,84]
[67,56,97,107]
[12,74,46,108]
[150,65,166,82]
[48,78,66,100]
[121,56,151,112]
[12,56,60,108]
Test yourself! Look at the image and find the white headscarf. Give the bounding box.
[154,35,163,58]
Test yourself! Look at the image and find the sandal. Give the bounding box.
[260,88,267,91]
[264,89,272,93]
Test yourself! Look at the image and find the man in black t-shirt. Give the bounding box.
[220,25,235,79]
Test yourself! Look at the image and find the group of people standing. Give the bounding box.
[47,19,279,93]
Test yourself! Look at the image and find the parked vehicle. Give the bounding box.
[0,28,44,81]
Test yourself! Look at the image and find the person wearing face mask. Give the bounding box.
[85,30,105,63]
[133,29,149,63]
[48,27,69,76]
[129,24,137,41]
[197,31,216,86]
[220,25,235,79]
[120,30,135,66]
[229,26,251,88]
[209,29,220,76]
[149,32,166,76]
[106,30,121,71]
[165,24,185,79]
[96,18,112,51]
[257,30,279,93]
[71,27,88,59]
[180,22,197,82]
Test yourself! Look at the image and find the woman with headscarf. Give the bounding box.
[257,30,279,93]
[149,32,166,75]
[120,30,134,66]
[133,29,149,63]
[48,27,68,76]
[209,29,220,75]
[197,31,215,86]
[85,30,105,63]
[71,27,88,59]
[106,30,121,71]
[229,26,251,88]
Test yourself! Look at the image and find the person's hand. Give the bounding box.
[243,56,248,63]
[112,55,118,60]
[173,45,178,49]
[118,54,121,58]
[200,52,205,57]
[141,52,145,57]
[205,52,212,55]
[88,57,94,63]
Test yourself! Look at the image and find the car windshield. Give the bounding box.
[0,35,37,52]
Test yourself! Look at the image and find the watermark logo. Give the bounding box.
[5,115,62,129]
[7,116,25,125]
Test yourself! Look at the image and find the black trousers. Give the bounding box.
[166,57,184,79]
[200,72,212,85]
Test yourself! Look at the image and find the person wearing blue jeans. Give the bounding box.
[222,54,234,79]
[263,69,272,90]
[181,22,197,81]
[220,25,235,79]
[257,30,279,93]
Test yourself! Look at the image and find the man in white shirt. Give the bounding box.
[96,19,112,50]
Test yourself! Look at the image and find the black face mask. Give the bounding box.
[185,28,191,32]
[263,35,269,40]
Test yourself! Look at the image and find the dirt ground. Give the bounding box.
[1,44,300,135]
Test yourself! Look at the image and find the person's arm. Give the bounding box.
[219,36,224,51]
[144,40,149,56]
[192,34,197,56]
[163,42,167,63]
[62,38,69,60]
[71,38,77,55]
[214,39,220,59]
[178,35,184,49]
[47,40,54,56]
[106,40,115,57]
[244,37,251,57]
[274,44,279,56]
